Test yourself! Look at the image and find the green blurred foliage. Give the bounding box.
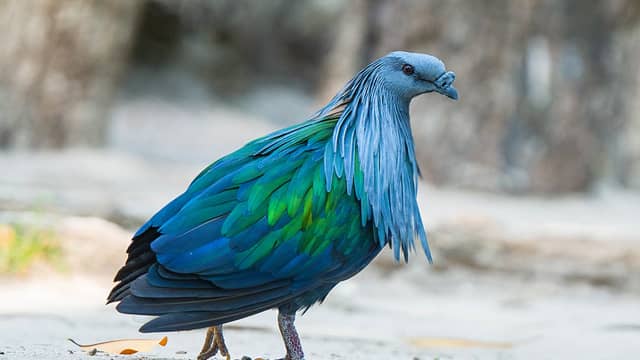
[0,223,64,274]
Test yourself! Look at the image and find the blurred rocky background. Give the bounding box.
[1,1,640,359]
[2,0,640,193]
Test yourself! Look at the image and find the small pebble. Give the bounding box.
[241,356,252,360]
[87,348,97,356]
[176,350,188,354]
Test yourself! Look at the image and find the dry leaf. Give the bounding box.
[409,337,513,349]
[68,336,168,355]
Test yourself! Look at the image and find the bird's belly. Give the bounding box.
[282,242,383,313]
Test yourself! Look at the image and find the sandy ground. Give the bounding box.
[1,266,639,360]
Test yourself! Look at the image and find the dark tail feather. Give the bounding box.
[126,227,157,257]
[107,227,160,303]
[130,272,291,300]
[137,290,302,333]
[117,284,295,315]
[129,275,230,299]
[114,252,155,281]
[107,266,149,303]
[140,309,269,333]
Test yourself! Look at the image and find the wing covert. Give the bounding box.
[145,117,379,291]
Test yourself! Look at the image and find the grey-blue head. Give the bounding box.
[319,51,458,114]
[379,51,458,100]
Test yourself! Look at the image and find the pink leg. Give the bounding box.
[277,311,305,360]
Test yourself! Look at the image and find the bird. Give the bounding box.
[107,51,458,360]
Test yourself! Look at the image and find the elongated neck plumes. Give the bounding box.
[317,60,431,262]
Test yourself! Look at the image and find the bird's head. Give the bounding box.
[375,51,458,101]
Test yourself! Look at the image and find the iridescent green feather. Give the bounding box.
[150,115,380,290]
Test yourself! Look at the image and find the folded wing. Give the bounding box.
[109,117,380,332]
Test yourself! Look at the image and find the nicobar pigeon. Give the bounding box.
[108,51,458,360]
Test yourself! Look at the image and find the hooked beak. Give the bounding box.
[434,71,458,100]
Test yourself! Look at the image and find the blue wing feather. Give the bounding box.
[112,116,384,332]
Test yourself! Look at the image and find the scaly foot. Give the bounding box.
[277,312,305,360]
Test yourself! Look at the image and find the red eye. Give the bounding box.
[402,64,414,75]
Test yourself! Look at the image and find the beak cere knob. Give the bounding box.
[435,71,459,100]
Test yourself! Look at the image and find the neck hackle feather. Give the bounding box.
[260,57,431,263]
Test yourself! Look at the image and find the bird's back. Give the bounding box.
[108,114,382,332]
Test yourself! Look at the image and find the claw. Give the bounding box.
[197,326,230,360]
